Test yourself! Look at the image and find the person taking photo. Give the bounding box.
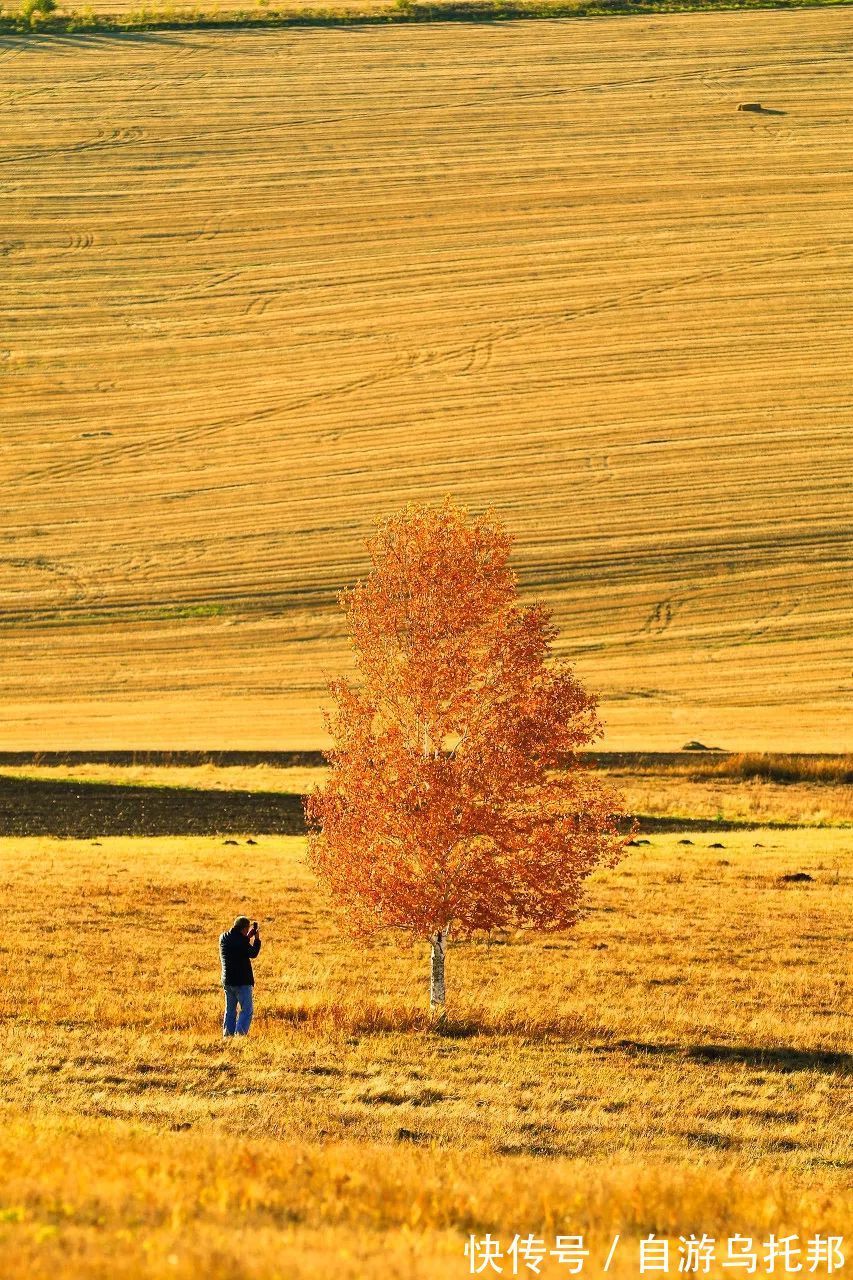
[219,915,261,1037]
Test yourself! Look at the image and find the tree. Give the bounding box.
[305,500,632,1013]
[19,0,56,24]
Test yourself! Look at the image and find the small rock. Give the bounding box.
[678,839,694,846]
[223,839,239,846]
[246,838,258,845]
[779,872,813,883]
[754,843,764,848]
[709,842,725,849]
[635,838,651,846]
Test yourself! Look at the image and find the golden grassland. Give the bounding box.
[2,8,852,752]
[1,824,850,1276]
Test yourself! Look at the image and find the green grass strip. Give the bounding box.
[2,0,851,36]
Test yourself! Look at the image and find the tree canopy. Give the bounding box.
[305,501,631,1004]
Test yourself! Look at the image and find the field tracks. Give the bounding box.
[13,220,850,516]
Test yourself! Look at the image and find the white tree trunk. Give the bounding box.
[430,929,447,1013]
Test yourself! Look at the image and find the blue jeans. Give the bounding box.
[223,983,254,1036]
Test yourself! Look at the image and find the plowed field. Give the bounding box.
[3,11,851,750]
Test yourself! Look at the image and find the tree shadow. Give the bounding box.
[604,1038,851,1074]
[424,1024,851,1070]
[432,1016,479,1039]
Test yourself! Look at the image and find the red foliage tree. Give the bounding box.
[305,501,631,1011]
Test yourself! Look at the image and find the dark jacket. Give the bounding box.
[220,927,261,987]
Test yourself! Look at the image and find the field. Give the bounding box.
[2,787,851,1278]
[2,753,853,829]
[3,8,852,752]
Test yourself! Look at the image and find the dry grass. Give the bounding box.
[0,761,331,798]
[703,752,853,786]
[1,830,850,1274]
[2,9,852,752]
[609,754,853,825]
[605,752,853,786]
[619,775,853,826]
[2,1117,848,1280]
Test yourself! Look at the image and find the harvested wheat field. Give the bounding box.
[3,9,852,753]
[1,826,850,1277]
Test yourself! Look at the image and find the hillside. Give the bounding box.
[3,9,851,750]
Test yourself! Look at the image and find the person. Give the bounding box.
[219,915,261,1037]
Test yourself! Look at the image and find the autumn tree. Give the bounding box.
[305,501,631,1013]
